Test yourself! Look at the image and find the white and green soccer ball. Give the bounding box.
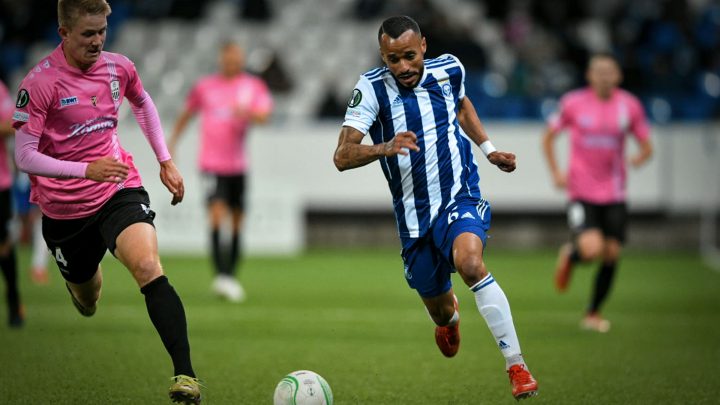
[273,370,333,405]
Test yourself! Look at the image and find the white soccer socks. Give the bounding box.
[471,273,525,369]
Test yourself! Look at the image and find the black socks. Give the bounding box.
[1,249,21,322]
[589,261,617,313]
[140,275,195,377]
[211,229,242,276]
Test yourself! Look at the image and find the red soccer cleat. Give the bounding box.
[508,364,538,400]
[554,243,575,292]
[434,295,460,357]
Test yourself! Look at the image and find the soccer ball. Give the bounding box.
[273,370,333,405]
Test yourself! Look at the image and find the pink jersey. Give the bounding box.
[12,43,144,219]
[0,81,13,190]
[549,87,650,204]
[185,73,272,174]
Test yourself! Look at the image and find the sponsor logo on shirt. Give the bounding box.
[91,96,97,107]
[60,96,78,108]
[13,111,29,122]
[68,116,117,138]
[392,95,403,105]
[110,80,120,101]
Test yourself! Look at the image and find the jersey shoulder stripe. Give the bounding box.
[426,60,458,70]
[425,54,459,67]
[363,67,389,81]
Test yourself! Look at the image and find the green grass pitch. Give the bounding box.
[1,248,719,404]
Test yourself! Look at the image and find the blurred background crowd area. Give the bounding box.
[1,0,718,123]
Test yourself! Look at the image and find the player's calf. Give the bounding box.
[65,283,97,317]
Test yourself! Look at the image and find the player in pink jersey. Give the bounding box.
[0,79,23,328]
[169,41,272,303]
[11,1,200,402]
[542,53,653,332]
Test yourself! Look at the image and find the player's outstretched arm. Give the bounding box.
[168,109,194,157]
[457,96,516,173]
[333,126,419,171]
[159,159,184,206]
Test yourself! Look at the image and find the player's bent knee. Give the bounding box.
[129,256,164,286]
[578,242,603,261]
[455,255,486,286]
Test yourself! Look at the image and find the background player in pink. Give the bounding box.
[542,53,653,332]
[0,79,22,328]
[169,41,272,303]
[12,1,200,402]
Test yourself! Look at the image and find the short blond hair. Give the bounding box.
[58,0,112,29]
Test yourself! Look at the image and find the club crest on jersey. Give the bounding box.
[91,96,97,107]
[15,89,29,108]
[442,82,452,97]
[110,80,120,101]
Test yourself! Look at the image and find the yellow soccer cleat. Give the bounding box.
[169,374,202,404]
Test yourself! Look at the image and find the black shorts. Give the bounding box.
[42,187,156,284]
[567,200,627,243]
[203,173,246,210]
[0,189,12,242]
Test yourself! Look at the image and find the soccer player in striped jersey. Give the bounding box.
[12,1,200,402]
[334,16,538,400]
[542,53,652,333]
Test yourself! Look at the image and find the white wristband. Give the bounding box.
[479,140,497,158]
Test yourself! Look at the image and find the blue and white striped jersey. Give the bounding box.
[343,54,482,246]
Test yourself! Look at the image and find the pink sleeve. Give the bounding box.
[185,82,202,112]
[628,96,650,142]
[12,74,54,135]
[548,95,571,133]
[251,79,273,115]
[122,56,147,106]
[129,92,171,162]
[15,127,88,178]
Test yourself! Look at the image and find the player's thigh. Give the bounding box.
[435,199,491,267]
[114,222,162,287]
[203,173,234,205]
[227,174,246,212]
[97,187,157,256]
[602,238,623,262]
[42,215,106,284]
[601,202,628,244]
[569,201,604,256]
[401,237,453,299]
